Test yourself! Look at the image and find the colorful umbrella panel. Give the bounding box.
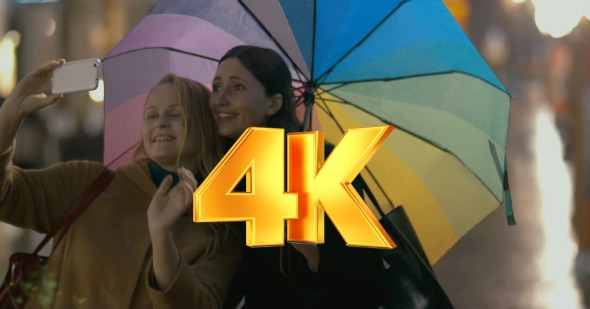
[103,0,512,264]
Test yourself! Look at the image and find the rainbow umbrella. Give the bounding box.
[103,0,512,264]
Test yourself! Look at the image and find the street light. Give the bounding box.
[0,31,20,98]
[532,0,586,38]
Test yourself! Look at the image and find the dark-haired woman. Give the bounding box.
[210,45,386,309]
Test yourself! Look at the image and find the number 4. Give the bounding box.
[193,126,395,249]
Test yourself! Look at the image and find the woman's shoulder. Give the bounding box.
[113,159,149,175]
[29,159,106,182]
[53,159,104,169]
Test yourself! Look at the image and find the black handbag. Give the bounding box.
[0,169,114,309]
[358,177,454,309]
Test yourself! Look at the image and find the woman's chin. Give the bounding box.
[218,127,243,140]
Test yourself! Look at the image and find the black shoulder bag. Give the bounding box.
[358,177,455,309]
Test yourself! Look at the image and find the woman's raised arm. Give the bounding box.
[0,59,64,152]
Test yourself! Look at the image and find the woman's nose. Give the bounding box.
[156,116,170,128]
[214,89,230,106]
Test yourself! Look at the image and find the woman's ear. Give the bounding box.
[266,94,283,117]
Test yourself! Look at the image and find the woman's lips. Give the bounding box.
[153,135,176,143]
[217,112,238,122]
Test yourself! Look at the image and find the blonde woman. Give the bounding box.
[0,60,240,308]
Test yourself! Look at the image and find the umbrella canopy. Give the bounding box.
[103,0,511,264]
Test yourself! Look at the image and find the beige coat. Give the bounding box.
[0,141,241,308]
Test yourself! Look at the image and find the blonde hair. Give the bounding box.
[133,73,223,176]
[134,73,230,252]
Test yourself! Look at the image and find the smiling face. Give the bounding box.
[209,57,282,139]
[142,83,197,171]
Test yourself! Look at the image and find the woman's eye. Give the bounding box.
[235,84,245,90]
[171,114,181,118]
[146,114,157,120]
[212,85,221,92]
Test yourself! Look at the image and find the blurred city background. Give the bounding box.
[0,0,590,308]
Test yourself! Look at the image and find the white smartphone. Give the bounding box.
[52,58,101,94]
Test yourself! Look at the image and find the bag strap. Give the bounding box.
[357,175,436,268]
[32,168,115,255]
[355,175,388,218]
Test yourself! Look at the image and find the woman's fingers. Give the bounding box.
[178,167,198,191]
[164,181,192,217]
[11,59,65,105]
[154,175,173,197]
[175,180,193,207]
[183,181,195,207]
[152,173,195,219]
[46,93,64,104]
[22,93,63,112]
[31,59,64,79]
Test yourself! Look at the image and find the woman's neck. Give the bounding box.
[151,159,197,174]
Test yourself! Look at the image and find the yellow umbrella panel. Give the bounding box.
[313,89,501,265]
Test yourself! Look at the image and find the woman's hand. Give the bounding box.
[7,59,65,117]
[147,167,198,234]
[0,59,65,153]
[147,168,199,291]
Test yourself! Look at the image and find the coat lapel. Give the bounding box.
[117,160,157,198]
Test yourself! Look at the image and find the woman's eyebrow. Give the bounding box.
[229,76,245,81]
[212,75,246,81]
[144,104,180,111]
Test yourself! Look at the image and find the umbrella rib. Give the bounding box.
[362,167,396,210]
[105,142,140,169]
[321,98,348,104]
[294,95,304,108]
[293,76,307,84]
[293,67,306,85]
[316,95,395,209]
[314,101,330,114]
[237,0,309,81]
[320,84,348,93]
[317,94,347,135]
[315,95,332,114]
[315,87,329,96]
[104,46,221,63]
[315,89,348,105]
[314,0,410,84]
[294,84,307,107]
[324,90,450,150]
[321,70,510,95]
[294,85,306,92]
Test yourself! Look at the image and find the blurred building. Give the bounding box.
[0,0,158,275]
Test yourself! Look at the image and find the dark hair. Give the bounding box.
[219,45,300,133]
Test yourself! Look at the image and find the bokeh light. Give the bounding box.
[89,79,104,102]
[0,31,21,98]
[45,17,56,37]
[532,0,586,38]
